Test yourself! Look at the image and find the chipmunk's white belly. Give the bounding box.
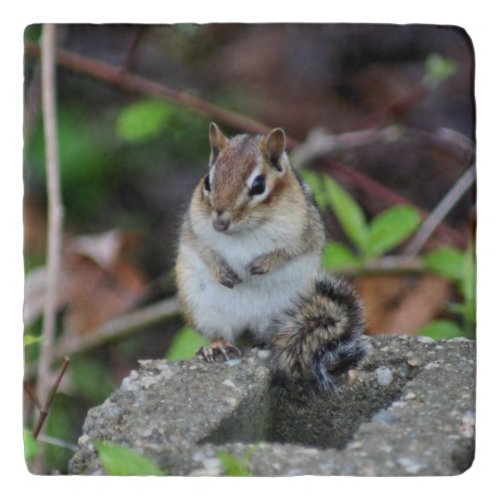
[177,241,320,342]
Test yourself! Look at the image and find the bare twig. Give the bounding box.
[53,297,180,361]
[37,434,78,452]
[291,125,402,169]
[23,381,43,411]
[331,255,425,278]
[36,23,64,421]
[32,357,70,439]
[408,127,475,166]
[405,165,476,256]
[120,27,146,74]
[292,125,475,171]
[24,296,181,381]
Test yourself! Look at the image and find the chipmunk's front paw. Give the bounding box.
[218,264,242,288]
[196,339,241,362]
[247,255,271,275]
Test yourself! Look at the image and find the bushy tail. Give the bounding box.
[271,273,366,390]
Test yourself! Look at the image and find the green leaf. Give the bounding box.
[366,205,421,257]
[166,326,210,361]
[323,176,369,252]
[460,245,476,302]
[24,334,42,346]
[424,246,464,282]
[425,53,457,84]
[301,170,328,210]
[116,99,172,142]
[323,242,361,270]
[216,450,251,476]
[95,441,165,476]
[418,319,464,340]
[24,430,40,460]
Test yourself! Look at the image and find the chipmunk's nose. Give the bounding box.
[212,210,230,232]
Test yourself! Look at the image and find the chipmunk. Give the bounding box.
[175,123,365,389]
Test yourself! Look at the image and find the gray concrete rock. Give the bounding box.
[69,335,475,476]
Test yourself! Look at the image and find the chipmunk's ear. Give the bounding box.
[209,122,227,164]
[264,128,286,171]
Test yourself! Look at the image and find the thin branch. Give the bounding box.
[23,381,43,411]
[120,27,146,74]
[24,297,181,381]
[37,434,78,452]
[405,165,476,256]
[331,255,425,278]
[291,125,402,169]
[36,23,64,420]
[408,127,475,166]
[291,125,475,171]
[32,357,70,439]
[53,297,180,361]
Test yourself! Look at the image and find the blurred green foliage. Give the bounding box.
[165,325,209,360]
[95,441,165,476]
[24,97,210,226]
[417,319,464,340]
[425,53,457,84]
[216,447,255,476]
[23,334,42,347]
[115,98,209,160]
[302,170,421,268]
[24,430,40,461]
[422,245,476,338]
[43,393,82,472]
[24,24,42,43]
[69,355,116,403]
[117,100,174,142]
[25,108,115,220]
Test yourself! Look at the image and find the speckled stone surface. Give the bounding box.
[69,336,475,476]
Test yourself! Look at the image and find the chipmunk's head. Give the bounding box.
[198,122,296,234]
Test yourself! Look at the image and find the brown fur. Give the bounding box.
[271,275,366,389]
[177,124,365,389]
[211,135,261,212]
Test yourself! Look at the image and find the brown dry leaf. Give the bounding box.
[24,230,147,335]
[356,274,450,336]
[63,230,146,335]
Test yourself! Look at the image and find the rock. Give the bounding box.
[376,366,393,386]
[69,336,475,476]
[406,356,423,367]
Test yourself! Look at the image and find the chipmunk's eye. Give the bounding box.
[249,175,266,196]
[204,175,211,193]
